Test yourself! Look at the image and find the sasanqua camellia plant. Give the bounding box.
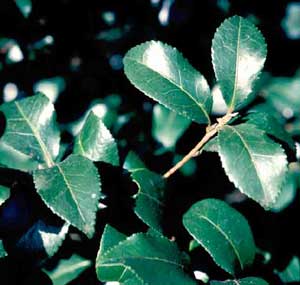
[0,15,299,285]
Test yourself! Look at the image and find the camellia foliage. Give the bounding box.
[0,13,299,285]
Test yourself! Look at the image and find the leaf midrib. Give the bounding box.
[56,164,87,223]
[126,56,211,124]
[14,101,54,167]
[197,214,244,270]
[229,17,242,110]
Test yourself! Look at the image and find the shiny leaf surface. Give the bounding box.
[0,185,10,207]
[74,111,119,166]
[218,124,288,207]
[96,225,197,285]
[124,41,212,124]
[212,16,267,110]
[34,154,101,238]
[0,94,60,170]
[183,199,255,275]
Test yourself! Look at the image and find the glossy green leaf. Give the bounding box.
[73,111,119,166]
[210,277,269,285]
[0,94,60,170]
[124,40,212,124]
[212,16,267,110]
[218,124,288,207]
[277,256,300,283]
[16,220,69,258]
[271,169,297,212]
[33,154,101,238]
[0,240,7,258]
[263,76,300,117]
[152,104,191,150]
[183,199,256,275]
[245,111,295,150]
[43,254,91,285]
[0,185,10,207]
[96,225,197,285]
[15,0,32,18]
[124,152,165,232]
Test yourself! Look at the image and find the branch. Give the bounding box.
[163,112,237,179]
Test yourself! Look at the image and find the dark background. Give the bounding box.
[0,0,299,284]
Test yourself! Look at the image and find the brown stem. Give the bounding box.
[163,112,237,179]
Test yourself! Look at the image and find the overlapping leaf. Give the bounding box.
[74,111,119,166]
[218,124,288,207]
[276,256,300,283]
[43,254,91,285]
[183,199,256,275]
[124,40,212,124]
[33,154,101,238]
[124,152,165,232]
[212,16,267,110]
[0,240,7,258]
[0,94,60,170]
[96,225,197,285]
[152,104,191,150]
[16,220,69,258]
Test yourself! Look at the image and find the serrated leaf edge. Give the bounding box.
[124,40,211,124]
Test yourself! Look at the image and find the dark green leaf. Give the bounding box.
[271,169,297,212]
[96,225,197,285]
[0,240,7,258]
[212,16,267,110]
[245,111,294,150]
[124,152,165,233]
[276,256,300,283]
[43,254,91,285]
[124,41,212,124]
[73,111,119,166]
[0,185,10,207]
[152,104,191,150]
[0,94,60,170]
[16,220,69,258]
[263,76,300,117]
[210,277,269,285]
[33,154,101,238]
[218,124,288,207]
[183,199,256,275]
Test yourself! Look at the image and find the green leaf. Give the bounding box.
[218,123,288,207]
[0,94,60,170]
[16,220,69,258]
[173,154,197,177]
[152,104,191,150]
[271,169,297,212]
[276,256,300,283]
[33,154,101,238]
[263,76,300,117]
[0,185,10,207]
[245,111,295,150]
[124,152,165,233]
[212,16,267,110]
[43,254,91,285]
[0,240,7,258]
[96,225,197,285]
[210,277,269,285]
[73,111,119,166]
[124,41,212,124]
[15,0,32,18]
[183,199,256,275]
